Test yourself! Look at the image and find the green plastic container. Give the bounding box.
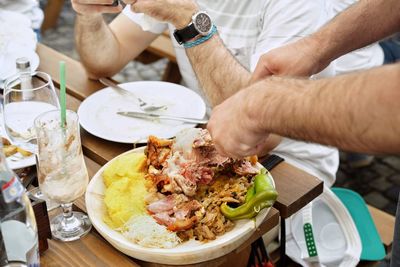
[332,187,386,261]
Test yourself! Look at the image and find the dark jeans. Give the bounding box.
[379,35,400,64]
[391,194,400,267]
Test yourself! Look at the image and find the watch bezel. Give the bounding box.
[192,11,213,36]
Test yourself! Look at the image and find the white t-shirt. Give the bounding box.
[330,0,384,74]
[123,0,339,186]
[0,0,43,29]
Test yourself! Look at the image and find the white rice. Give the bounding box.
[122,215,181,249]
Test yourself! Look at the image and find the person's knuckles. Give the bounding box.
[237,143,253,154]
[131,1,152,13]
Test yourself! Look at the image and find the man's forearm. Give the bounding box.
[248,63,400,154]
[186,34,282,152]
[75,14,122,78]
[185,35,251,106]
[315,0,400,66]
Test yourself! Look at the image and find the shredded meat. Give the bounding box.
[146,135,173,169]
[233,160,260,176]
[147,194,202,232]
[176,175,250,242]
[145,130,257,242]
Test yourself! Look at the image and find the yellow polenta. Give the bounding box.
[103,152,148,229]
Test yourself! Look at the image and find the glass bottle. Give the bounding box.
[16,57,33,100]
[0,141,39,267]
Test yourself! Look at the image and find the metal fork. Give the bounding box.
[98,78,167,112]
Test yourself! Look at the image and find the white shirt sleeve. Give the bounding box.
[122,5,168,34]
[250,0,332,72]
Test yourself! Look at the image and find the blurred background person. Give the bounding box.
[0,0,44,39]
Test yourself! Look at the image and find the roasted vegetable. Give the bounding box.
[220,190,277,220]
[221,168,278,220]
[245,184,255,203]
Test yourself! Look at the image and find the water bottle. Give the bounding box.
[0,142,39,267]
[16,57,34,100]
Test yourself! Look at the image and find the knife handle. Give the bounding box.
[158,115,208,125]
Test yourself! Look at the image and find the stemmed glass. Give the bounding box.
[3,71,60,152]
[2,71,60,209]
[34,110,92,241]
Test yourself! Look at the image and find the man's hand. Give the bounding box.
[251,36,327,82]
[131,0,198,29]
[71,0,123,15]
[207,87,276,158]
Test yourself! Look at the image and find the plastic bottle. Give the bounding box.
[0,141,39,267]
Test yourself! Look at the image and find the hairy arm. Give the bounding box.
[75,13,159,78]
[185,35,251,106]
[249,63,400,154]
[314,0,400,71]
[253,0,400,80]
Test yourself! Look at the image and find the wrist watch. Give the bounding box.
[173,11,213,45]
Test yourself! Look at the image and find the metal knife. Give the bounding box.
[117,111,208,124]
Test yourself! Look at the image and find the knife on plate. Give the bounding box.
[117,111,208,124]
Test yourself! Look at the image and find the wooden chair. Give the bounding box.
[41,0,65,32]
[135,32,182,84]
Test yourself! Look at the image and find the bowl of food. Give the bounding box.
[85,129,277,265]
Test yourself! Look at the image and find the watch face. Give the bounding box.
[194,13,212,35]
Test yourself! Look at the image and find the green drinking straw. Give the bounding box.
[59,61,66,127]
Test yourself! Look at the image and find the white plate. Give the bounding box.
[78,82,206,143]
[85,147,274,265]
[0,112,36,170]
[6,153,35,170]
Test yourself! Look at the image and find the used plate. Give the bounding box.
[6,153,35,170]
[0,128,35,170]
[78,81,206,143]
[85,147,274,265]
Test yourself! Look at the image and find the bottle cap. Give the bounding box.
[16,57,31,70]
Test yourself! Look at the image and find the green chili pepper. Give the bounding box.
[221,189,278,220]
[254,168,274,193]
[222,168,278,220]
[245,184,255,203]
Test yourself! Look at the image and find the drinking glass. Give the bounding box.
[34,110,92,241]
[3,71,60,210]
[3,71,60,153]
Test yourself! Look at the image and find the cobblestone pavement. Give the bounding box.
[41,1,400,215]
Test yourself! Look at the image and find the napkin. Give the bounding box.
[0,10,38,82]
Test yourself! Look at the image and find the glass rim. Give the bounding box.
[34,109,79,129]
[4,71,54,93]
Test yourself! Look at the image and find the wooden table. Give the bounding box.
[36,43,323,266]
